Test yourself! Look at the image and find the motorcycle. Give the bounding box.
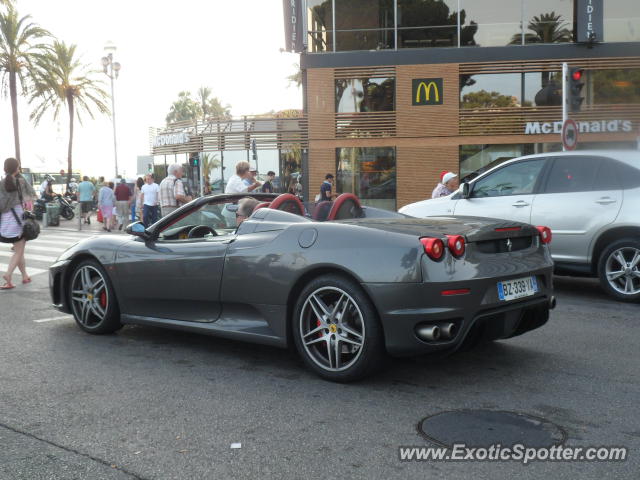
[33,194,75,221]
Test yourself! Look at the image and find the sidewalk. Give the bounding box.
[40,214,131,235]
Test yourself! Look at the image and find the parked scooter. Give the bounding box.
[33,194,75,221]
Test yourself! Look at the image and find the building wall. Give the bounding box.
[306,56,640,208]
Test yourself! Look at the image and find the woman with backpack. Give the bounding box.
[0,158,36,289]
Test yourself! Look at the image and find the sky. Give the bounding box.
[0,0,302,178]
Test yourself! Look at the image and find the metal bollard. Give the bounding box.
[76,203,82,231]
[42,211,47,230]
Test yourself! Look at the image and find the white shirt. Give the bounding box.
[225,174,249,194]
[141,183,160,206]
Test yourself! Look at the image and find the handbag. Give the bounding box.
[97,208,104,223]
[13,181,40,241]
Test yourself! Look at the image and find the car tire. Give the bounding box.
[292,274,384,382]
[68,259,122,334]
[597,238,640,303]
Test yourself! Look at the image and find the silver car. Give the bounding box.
[400,150,640,302]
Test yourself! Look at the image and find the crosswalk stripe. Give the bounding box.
[22,245,66,253]
[0,250,58,263]
[26,239,78,247]
[0,262,47,276]
[34,315,72,323]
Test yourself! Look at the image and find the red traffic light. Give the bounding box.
[571,69,583,81]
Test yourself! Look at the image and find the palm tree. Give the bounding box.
[196,86,231,121]
[29,41,109,186]
[0,6,49,164]
[286,63,302,88]
[510,12,572,44]
[166,90,200,124]
[201,152,220,180]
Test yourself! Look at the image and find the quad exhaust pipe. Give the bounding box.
[416,322,459,342]
[549,296,557,310]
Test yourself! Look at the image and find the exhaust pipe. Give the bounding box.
[549,296,557,310]
[416,325,441,342]
[438,322,458,340]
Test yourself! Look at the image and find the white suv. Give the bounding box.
[400,150,640,302]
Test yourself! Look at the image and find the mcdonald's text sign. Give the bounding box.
[412,78,443,106]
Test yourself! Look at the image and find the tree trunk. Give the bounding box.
[9,70,21,165]
[67,93,74,187]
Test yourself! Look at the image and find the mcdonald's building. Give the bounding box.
[293,0,640,210]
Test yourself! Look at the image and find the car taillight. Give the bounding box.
[420,237,445,261]
[536,226,552,244]
[446,235,465,257]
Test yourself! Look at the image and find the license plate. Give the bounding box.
[497,276,538,301]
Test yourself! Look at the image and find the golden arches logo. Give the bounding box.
[415,81,440,103]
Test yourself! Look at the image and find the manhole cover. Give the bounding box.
[418,410,566,448]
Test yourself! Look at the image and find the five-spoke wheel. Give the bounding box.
[293,275,383,382]
[69,260,122,333]
[598,239,640,302]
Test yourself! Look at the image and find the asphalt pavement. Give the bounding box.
[0,221,638,479]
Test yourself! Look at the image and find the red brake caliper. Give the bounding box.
[100,291,107,308]
[317,319,323,338]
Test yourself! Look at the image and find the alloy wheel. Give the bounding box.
[605,247,640,296]
[70,265,109,327]
[299,286,365,372]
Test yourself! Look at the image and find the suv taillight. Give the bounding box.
[420,237,445,261]
[536,226,552,244]
[446,235,466,257]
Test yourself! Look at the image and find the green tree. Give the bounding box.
[166,90,200,124]
[0,6,49,164]
[461,90,519,109]
[286,63,302,88]
[196,86,231,121]
[511,12,572,44]
[201,152,221,181]
[29,41,110,186]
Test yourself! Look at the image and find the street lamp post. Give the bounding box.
[101,44,121,177]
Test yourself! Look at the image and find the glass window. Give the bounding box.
[471,159,545,198]
[397,0,459,48]
[307,0,333,52]
[523,0,573,44]
[459,144,530,181]
[544,156,600,194]
[336,147,396,210]
[593,158,621,191]
[524,71,562,106]
[334,0,394,51]
[158,202,237,241]
[590,69,640,105]
[460,73,522,109]
[336,77,395,112]
[604,0,640,42]
[460,0,522,46]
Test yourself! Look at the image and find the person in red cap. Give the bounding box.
[432,171,459,198]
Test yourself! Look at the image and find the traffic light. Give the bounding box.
[189,154,199,168]
[568,67,585,112]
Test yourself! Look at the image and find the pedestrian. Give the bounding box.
[114,178,132,230]
[261,171,276,193]
[77,175,95,224]
[66,177,78,200]
[132,177,144,223]
[140,174,160,227]
[432,172,459,198]
[225,161,262,193]
[159,164,193,217]
[40,174,55,201]
[0,158,36,289]
[98,181,116,232]
[318,173,336,202]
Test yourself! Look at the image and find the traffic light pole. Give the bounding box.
[562,62,568,151]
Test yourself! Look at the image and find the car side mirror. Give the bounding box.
[461,182,470,199]
[125,221,150,240]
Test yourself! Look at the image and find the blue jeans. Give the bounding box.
[143,204,158,227]
[131,201,136,222]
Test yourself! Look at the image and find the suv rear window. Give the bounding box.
[618,160,640,189]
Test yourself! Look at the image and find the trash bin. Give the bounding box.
[46,202,60,226]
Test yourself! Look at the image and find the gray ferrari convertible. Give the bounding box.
[49,192,555,382]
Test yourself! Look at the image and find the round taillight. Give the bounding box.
[420,237,445,261]
[446,235,466,257]
[536,226,552,244]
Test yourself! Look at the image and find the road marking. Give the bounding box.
[0,263,47,277]
[26,239,77,247]
[0,245,66,253]
[0,250,58,263]
[34,315,72,323]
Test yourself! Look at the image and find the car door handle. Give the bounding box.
[512,201,530,207]
[595,197,616,205]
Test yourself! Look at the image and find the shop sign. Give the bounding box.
[282,0,304,53]
[525,120,633,135]
[576,0,603,43]
[412,79,443,106]
[153,132,190,147]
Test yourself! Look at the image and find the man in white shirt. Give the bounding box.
[140,174,160,226]
[225,161,261,194]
